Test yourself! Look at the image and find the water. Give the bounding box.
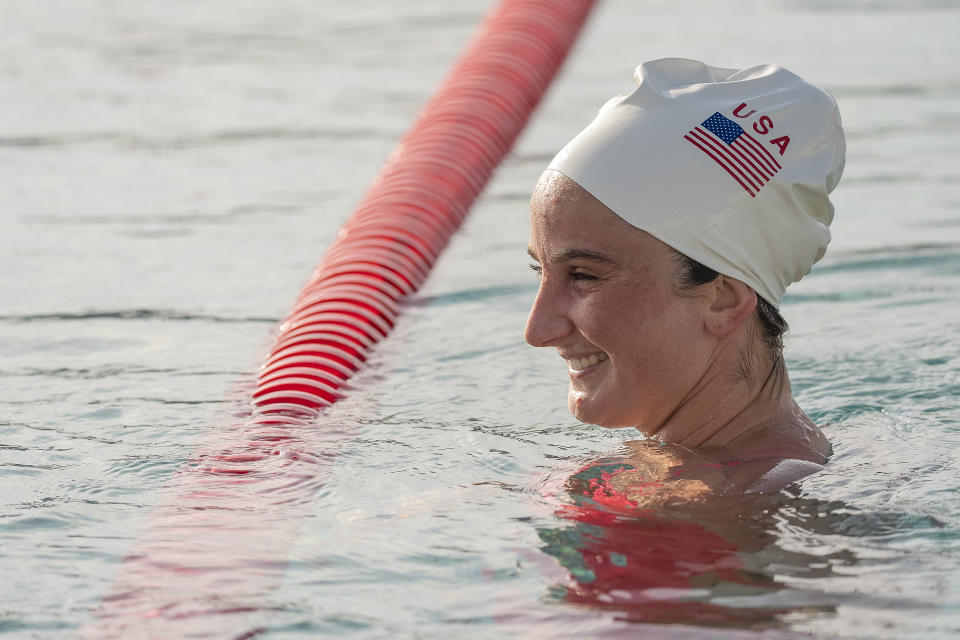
[2,0,959,638]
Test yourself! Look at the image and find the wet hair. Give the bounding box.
[671,251,788,359]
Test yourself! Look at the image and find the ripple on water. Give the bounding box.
[102,455,184,484]
[0,512,80,533]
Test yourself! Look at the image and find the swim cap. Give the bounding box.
[547,58,845,307]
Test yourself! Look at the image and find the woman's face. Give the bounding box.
[525,172,715,431]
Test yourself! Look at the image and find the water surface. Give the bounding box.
[1,1,958,638]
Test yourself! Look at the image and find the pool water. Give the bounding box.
[2,0,959,638]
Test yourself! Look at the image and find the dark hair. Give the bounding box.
[671,251,788,359]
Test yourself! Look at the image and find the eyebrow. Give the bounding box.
[526,246,619,266]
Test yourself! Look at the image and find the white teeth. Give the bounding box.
[567,352,608,371]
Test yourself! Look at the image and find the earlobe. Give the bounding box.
[704,275,757,338]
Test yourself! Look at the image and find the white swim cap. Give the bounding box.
[547,58,845,307]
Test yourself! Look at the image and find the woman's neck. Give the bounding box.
[647,349,828,463]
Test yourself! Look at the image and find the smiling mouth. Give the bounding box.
[565,352,609,373]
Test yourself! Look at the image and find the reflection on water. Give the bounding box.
[534,444,951,634]
[538,449,816,628]
[82,413,343,640]
[543,472,794,626]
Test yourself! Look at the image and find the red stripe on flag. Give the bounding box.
[739,134,778,174]
[694,128,766,188]
[732,138,774,180]
[742,131,781,170]
[684,133,756,197]
[691,128,761,193]
[729,139,771,182]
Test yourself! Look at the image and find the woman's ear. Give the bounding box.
[703,275,757,338]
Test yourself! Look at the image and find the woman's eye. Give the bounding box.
[529,264,598,285]
[571,270,599,282]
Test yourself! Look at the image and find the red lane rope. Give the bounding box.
[251,0,596,423]
[84,0,597,636]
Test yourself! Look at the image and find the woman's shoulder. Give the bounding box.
[721,419,832,493]
[720,456,824,494]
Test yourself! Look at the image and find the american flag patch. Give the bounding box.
[683,112,782,198]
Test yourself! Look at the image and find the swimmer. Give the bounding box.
[525,58,845,498]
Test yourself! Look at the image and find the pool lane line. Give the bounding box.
[81,0,598,637]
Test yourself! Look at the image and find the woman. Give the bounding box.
[526,58,845,498]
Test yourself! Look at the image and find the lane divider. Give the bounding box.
[84,0,597,636]
[250,0,596,423]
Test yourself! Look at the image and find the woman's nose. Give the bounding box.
[524,283,573,347]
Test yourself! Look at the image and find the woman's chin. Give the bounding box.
[568,389,622,428]
[568,389,592,421]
